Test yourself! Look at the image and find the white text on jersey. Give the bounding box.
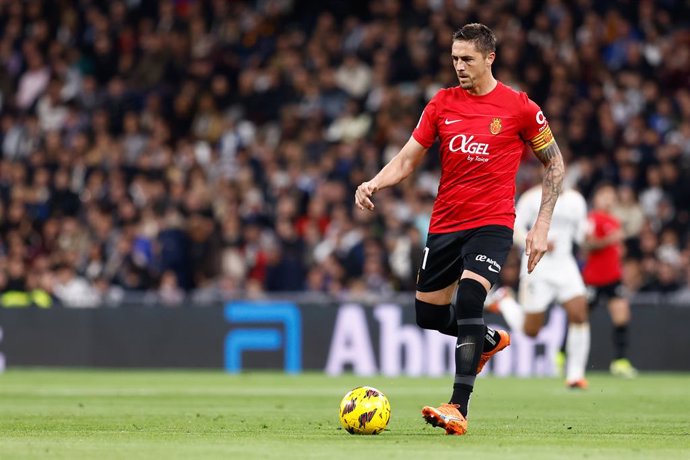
[449,134,490,155]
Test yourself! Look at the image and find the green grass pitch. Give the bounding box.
[1,370,689,459]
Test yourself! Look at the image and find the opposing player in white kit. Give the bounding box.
[489,185,590,388]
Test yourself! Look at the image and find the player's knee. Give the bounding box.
[523,313,544,337]
[455,278,487,318]
[565,296,589,324]
[523,324,540,338]
[568,310,588,324]
[415,298,450,330]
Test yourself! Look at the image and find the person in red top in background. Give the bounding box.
[583,183,638,378]
[354,23,565,435]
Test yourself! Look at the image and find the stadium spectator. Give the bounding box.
[0,0,688,305]
[52,263,99,308]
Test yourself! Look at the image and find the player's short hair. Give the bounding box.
[452,23,496,56]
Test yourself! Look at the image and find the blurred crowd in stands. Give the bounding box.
[0,0,689,307]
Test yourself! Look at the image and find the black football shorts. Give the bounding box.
[416,225,513,292]
[587,280,625,307]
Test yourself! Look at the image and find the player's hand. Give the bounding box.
[354,181,378,211]
[525,221,550,274]
[607,229,625,244]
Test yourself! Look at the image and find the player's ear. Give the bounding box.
[485,51,495,66]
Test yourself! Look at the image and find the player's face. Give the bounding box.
[451,40,494,90]
[594,186,617,211]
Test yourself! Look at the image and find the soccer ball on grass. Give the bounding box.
[338,386,391,435]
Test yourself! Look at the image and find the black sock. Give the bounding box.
[613,324,628,360]
[451,383,473,418]
[483,326,500,352]
[450,278,487,417]
[450,321,484,417]
[439,303,458,337]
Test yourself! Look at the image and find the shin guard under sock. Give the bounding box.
[450,278,487,417]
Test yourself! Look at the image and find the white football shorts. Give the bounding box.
[518,256,586,314]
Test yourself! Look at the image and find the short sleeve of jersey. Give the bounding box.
[412,95,439,148]
[520,96,555,153]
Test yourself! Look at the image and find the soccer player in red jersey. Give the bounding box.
[583,183,638,378]
[354,23,565,435]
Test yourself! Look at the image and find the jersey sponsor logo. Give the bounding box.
[444,118,463,125]
[449,134,490,155]
[475,254,501,273]
[489,117,502,135]
[536,110,547,125]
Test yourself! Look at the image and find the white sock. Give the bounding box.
[498,296,525,333]
[566,322,591,382]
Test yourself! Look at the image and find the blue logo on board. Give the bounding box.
[224,302,302,373]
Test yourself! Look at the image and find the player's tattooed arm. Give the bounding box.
[524,140,565,273]
[533,140,565,224]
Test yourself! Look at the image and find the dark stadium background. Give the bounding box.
[0,0,689,371]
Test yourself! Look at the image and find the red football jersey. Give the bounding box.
[582,211,623,286]
[412,82,553,233]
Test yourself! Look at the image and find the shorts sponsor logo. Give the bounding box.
[476,254,501,273]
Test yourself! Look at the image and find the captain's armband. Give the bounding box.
[528,125,555,152]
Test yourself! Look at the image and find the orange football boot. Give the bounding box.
[476,329,511,373]
[567,379,589,390]
[421,403,468,435]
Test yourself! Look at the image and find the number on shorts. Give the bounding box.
[421,247,429,270]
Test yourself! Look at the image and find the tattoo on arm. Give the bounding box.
[534,141,565,224]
